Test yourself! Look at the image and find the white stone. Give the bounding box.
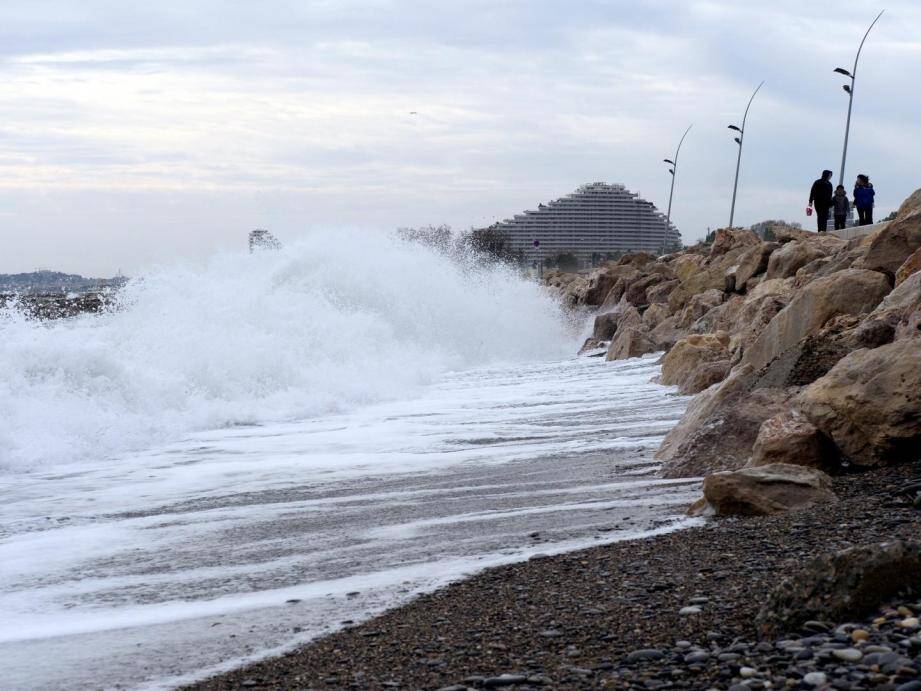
[803,672,827,687]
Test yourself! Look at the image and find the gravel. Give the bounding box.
[184,462,921,690]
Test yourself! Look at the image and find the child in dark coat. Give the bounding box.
[833,185,850,230]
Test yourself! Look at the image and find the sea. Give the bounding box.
[0,232,699,690]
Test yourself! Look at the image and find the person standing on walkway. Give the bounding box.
[833,185,851,230]
[809,170,834,233]
[854,174,875,226]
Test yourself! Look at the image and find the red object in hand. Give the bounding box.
[806,206,813,217]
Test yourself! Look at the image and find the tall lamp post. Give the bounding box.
[728,81,765,228]
[663,124,693,228]
[835,10,884,189]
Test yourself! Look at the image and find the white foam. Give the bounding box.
[0,231,574,471]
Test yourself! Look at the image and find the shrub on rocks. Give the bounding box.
[757,541,921,636]
[798,338,921,466]
[688,463,836,517]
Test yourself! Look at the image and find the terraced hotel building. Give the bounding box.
[489,182,681,264]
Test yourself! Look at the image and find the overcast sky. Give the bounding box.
[2,0,919,275]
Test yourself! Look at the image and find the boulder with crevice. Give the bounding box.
[742,268,891,372]
[765,241,827,280]
[860,210,921,278]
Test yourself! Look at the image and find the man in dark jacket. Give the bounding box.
[809,170,834,232]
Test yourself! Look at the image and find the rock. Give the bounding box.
[746,277,795,302]
[798,339,921,466]
[605,327,657,361]
[803,672,827,687]
[646,278,680,304]
[648,315,687,352]
[482,674,528,687]
[896,246,921,286]
[617,251,655,269]
[742,268,891,373]
[577,337,607,354]
[642,303,670,329]
[599,266,643,308]
[688,463,836,517]
[852,270,921,344]
[734,242,778,291]
[749,411,836,470]
[583,268,619,306]
[862,210,921,278]
[896,187,921,220]
[832,647,863,662]
[592,311,622,340]
[728,294,790,361]
[681,360,732,395]
[624,273,668,307]
[659,332,731,394]
[679,606,702,615]
[690,295,744,335]
[757,541,921,635]
[709,228,761,258]
[676,289,725,329]
[765,241,828,280]
[658,365,797,478]
[773,226,814,243]
[626,649,665,662]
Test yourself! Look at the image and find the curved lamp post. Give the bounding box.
[663,124,693,228]
[835,10,884,188]
[728,81,764,228]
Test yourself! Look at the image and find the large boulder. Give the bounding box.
[757,541,921,636]
[765,240,827,280]
[675,288,724,329]
[733,242,778,292]
[854,269,921,344]
[895,187,921,221]
[624,273,668,307]
[646,278,680,304]
[746,277,795,302]
[798,338,921,466]
[742,268,891,372]
[591,310,621,340]
[709,228,761,258]
[657,365,797,477]
[749,411,836,469]
[728,294,790,361]
[688,463,836,517]
[649,315,687,352]
[599,266,643,308]
[690,295,744,335]
[895,246,921,286]
[617,251,655,269]
[659,332,731,394]
[605,326,657,361]
[861,210,921,278]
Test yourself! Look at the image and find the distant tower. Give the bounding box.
[248,229,281,253]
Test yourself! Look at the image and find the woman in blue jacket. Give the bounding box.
[853,174,875,226]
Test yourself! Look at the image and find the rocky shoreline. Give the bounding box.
[184,191,921,689]
[0,291,114,320]
[184,463,921,690]
[549,187,920,517]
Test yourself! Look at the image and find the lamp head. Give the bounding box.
[843,84,852,94]
[834,67,852,77]
[668,169,675,175]
[728,125,742,132]
[664,158,675,165]
[734,137,742,145]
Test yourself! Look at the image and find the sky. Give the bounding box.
[1,0,920,275]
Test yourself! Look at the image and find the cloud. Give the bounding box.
[0,0,919,274]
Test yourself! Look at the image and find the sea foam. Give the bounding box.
[0,231,574,471]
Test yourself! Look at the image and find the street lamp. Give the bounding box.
[835,10,884,189]
[663,124,693,228]
[728,81,765,228]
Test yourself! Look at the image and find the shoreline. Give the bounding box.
[184,462,921,690]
